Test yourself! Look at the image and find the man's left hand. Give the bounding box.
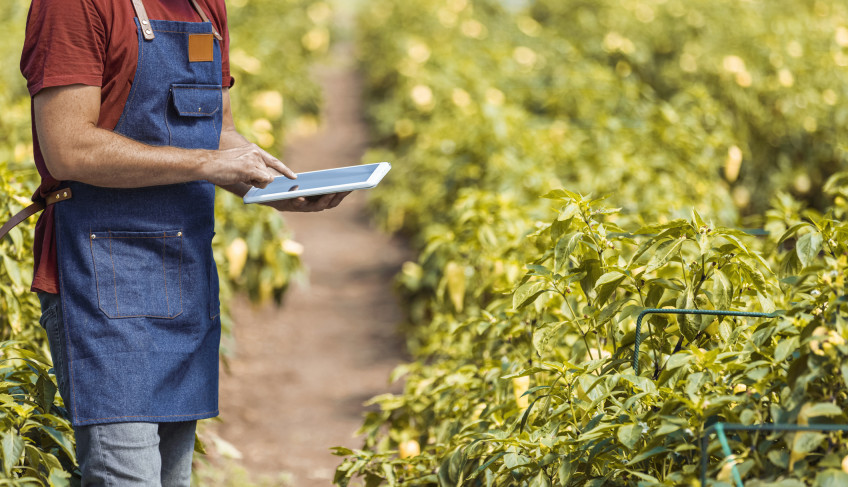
[264,191,351,213]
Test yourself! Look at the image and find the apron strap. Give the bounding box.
[130,0,156,41]
[130,0,222,42]
[0,188,72,242]
[188,0,224,41]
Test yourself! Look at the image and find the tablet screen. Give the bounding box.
[265,164,376,194]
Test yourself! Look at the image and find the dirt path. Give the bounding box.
[211,40,409,485]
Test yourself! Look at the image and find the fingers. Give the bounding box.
[328,191,351,208]
[290,193,339,212]
[257,147,297,179]
[265,191,351,212]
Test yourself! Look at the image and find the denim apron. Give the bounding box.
[53,0,224,426]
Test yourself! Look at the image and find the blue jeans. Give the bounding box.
[39,293,196,487]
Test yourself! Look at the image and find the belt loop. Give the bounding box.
[131,0,155,40]
[189,0,224,41]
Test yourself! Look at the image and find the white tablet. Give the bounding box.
[243,162,392,204]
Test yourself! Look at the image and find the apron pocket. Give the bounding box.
[90,230,183,319]
[167,84,222,149]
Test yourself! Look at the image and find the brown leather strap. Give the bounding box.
[45,188,73,207]
[131,0,155,40]
[0,188,72,242]
[189,0,223,41]
[130,0,222,42]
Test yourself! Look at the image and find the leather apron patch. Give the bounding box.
[189,34,214,62]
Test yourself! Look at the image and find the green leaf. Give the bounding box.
[382,463,397,486]
[768,449,789,469]
[777,223,811,247]
[533,322,566,355]
[558,458,575,485]
[679,290,699,342]
[736,259,767,293]
[594,271,626,306]
[801,402,844,419]
[475,452,506,474]
[796,231,823,268]
[529,471,551,487]
[1,431,25,477]
[35,373,57,414]
[513,281,549,310]
[519,395,548,433]
[774,337,799,363]
[448,447,466,483]
[634,219,689,236]
[617,423,641,450]
[38,425,75,464]
[557,203,580,221]
[665,352,692,371]
[791,431,825,455]
[626,446,668,465]
[48,469,70,487]
[503,451,528,471]
[623,469,660,483]
[542,189,578,201]
[815,470,848,487]
[712,270,732,311]
[555,232,583,273]
[579,259,603,301]
[2,254,22,289]
[645,238,684,274]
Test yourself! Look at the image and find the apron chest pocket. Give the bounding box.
[167,84,222,149]
[90,230,183,319]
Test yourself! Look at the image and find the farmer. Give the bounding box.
[18,0,349,484]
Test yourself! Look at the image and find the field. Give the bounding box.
[334,0,848,486]
[1,0,847,485]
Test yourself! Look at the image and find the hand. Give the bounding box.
[202,143,296,188]
[264,191,352,213]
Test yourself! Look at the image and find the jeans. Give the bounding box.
[39,293,197,487]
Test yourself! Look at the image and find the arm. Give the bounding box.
[217,89,349,212]
[34,84,287,189]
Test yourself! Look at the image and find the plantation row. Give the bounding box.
[335,0,848,485]
[0,1,332,484]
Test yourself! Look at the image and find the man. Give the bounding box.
[20,0,348,484]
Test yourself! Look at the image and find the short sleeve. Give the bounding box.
[207,0,235,88]
[20,0,107,96]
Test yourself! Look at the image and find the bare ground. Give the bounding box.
[209,42,409,486]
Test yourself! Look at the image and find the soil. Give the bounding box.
[209,40,410,485]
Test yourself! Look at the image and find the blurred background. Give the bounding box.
[1,0,847,485]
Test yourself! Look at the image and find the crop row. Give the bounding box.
[335,0,848,485]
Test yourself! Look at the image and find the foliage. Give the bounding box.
[0,343,74,486]
[339,187,848,486]
[337,0,848,485]
[0,0,331,483]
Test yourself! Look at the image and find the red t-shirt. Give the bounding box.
[21,0,234,294]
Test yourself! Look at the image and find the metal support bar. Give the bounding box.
[632,309,780,374]
[700,423,848,486]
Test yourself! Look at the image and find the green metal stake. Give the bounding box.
[700,423,848,486]
[715,423,744,487]
[632,309,781,375]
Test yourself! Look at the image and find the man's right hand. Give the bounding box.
[202,143,296,189]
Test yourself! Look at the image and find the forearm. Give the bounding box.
[46,124,208,188]
[35,85,282,190]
